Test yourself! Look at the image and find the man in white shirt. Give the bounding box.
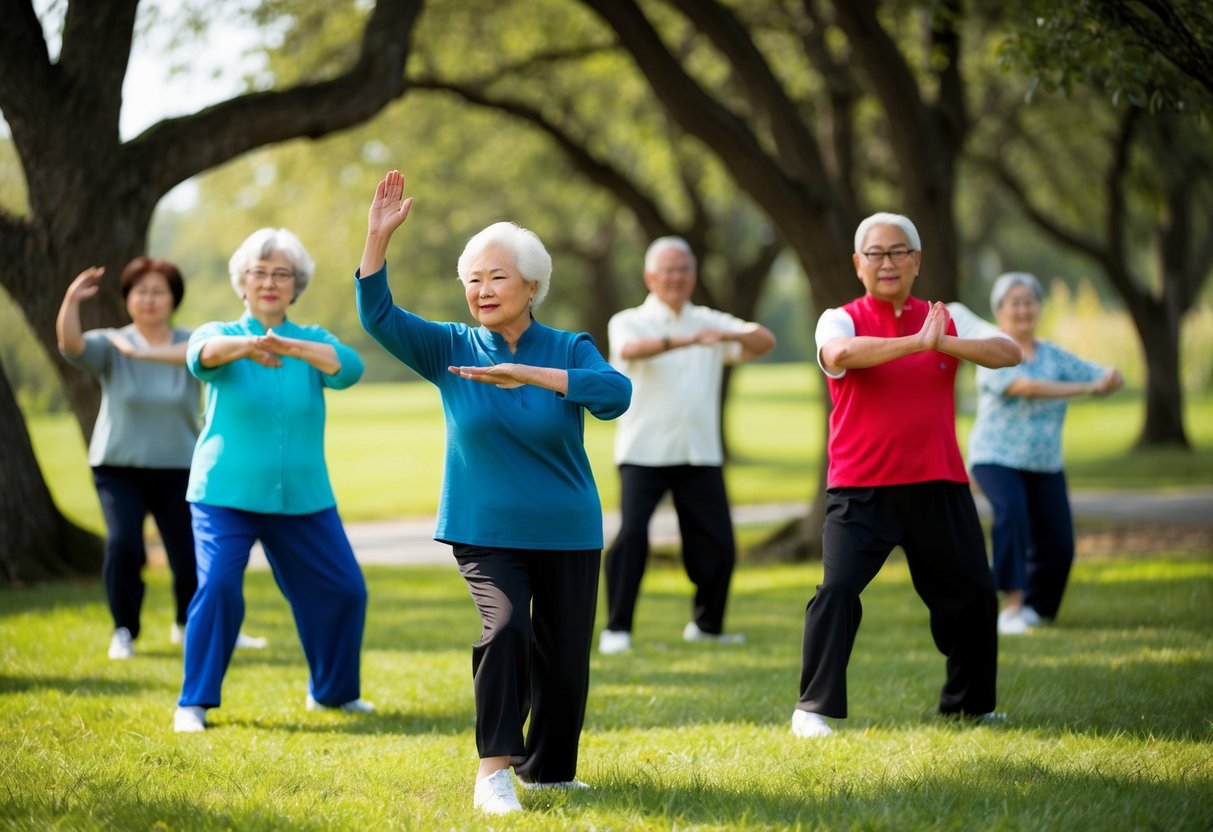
[600,236,776,655]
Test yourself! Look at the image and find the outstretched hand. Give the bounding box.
[448,363,526,389]
[367,170,413,239]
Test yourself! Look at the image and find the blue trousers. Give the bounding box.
[178,503,367,709]
[971,464,1075,620]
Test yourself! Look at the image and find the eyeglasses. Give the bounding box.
[246,268,295,284]
[860,248,916,264]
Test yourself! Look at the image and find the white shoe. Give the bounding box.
[598,629,632,655]
[998,608,1032,635]
[235,631,268,650]
[108,627,134,660]
[173,706,207,733]
[474,768,523,815]
[791,709,833,738]
[170,623,185,645]
[683,622,746,644]
[519,779,591,791]
[306,694,375,714]
[1018,606,1044,628]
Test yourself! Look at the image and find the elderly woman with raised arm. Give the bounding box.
[791,212,1022,740]
[969,272,1123,635]
[354,170,631,816]
[173,228,371,733]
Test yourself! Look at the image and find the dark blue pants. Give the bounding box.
[604,464,736,634]
[798,482,998,719]
[92,466,196,637]
[453,544,600,784]
[971,464,1075,620]
[178,503,367,709]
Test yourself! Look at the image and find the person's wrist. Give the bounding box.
[661,336,671,351]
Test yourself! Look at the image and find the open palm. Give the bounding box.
[367,169,413,238]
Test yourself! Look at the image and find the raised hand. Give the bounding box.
[367,169,413,239]
[64,267,105,305]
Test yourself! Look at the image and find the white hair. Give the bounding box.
[456,221,552,308]
[644,236,697,273]
[990,271,1044,312]
[228,228,315,302]
[854,212,922,253]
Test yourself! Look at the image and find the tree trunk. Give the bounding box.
[1134,302,1190,448]
[0,356,101,586]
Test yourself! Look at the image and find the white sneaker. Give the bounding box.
[474,768,523,815]
[108,627,134,660]
[598,629,632,655]
[791,709,834,738]
[235,631,268,650]
[519,779,591,791]
[170,623,185,645]
[306,694,375,714]
[683,622,746,644]
[997,608,1032,635]
[1018,606,1044,628]
[173,706,207,733]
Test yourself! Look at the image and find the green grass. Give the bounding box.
[2,554,1210,830]
[24,362,1213,533]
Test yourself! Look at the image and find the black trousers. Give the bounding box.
[603,464,736,634]
[798,482,998,719]
[92,466,197,637]
[453,544,600,784]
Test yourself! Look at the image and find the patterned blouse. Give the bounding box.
[968,340,1107,472]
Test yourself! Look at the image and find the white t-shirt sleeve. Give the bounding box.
[814,307,854,378]
[946,302,1013,341]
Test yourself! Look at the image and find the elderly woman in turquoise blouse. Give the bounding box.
[968,272,1123,636]
[173,228,371,733]
[355,170,631,816]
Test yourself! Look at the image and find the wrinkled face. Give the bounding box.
[464,244,535,331]
[644,247,696,311]
[125,271,175,327]
[241,250,296,320]
[852,224,921,306]
[995,283,1041,339]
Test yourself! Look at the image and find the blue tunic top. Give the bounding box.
[356,265,632,550]
[185,313,364,515]
[968,339,1106,472]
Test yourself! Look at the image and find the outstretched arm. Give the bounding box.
[1006,368,1124,399]
[197,335,283,369]
[255,329,342,375]
[359,169,414,277]
[820,301,951,374]
[56,267,104,357]
[447,363,568,394]
[107,334,189,365]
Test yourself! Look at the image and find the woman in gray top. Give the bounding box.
[57,257,264,659]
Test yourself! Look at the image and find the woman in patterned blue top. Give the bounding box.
[356,170,631,816]
[968,272,1123,635]
[173,228,370,734]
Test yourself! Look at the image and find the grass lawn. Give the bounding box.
[24,363,1213,534]
[1,552,1210,830]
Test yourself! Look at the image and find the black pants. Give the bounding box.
[453,544,600,784]
[798,482,998,719]
[604,464,736,634]
[92,466,197,638]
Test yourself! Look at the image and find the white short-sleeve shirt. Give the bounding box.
[609,294,754,466]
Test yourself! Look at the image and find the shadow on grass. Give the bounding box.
[216,707,472,737]
[0,673,148,697]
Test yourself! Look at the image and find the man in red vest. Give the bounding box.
[792,213,1022,738]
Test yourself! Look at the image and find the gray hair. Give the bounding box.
[644,236,697,273]
[228,228,315,302]
[457,221,552,308]
[990,271,1044,313]
[854,212,922,253]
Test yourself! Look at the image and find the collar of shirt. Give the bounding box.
[641,292,694,322]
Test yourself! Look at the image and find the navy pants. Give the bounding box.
[92,466,196,638]
[604,464,736,634]
[453,544,599,785]
[178,503,367,709]
[971,464,1075,620]
[798,482,998,719]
